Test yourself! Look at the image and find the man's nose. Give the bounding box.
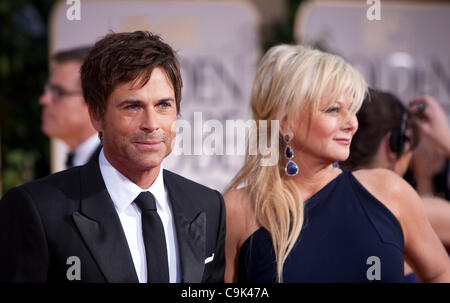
[140,109,160,132]
[39,90,52,106]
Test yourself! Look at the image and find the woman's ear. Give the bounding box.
[280,116,292,138]
[383,130,397,162]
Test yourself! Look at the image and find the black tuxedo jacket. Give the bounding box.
[0,158,225,283]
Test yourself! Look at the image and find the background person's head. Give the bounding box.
[341,87,419,176]
[80,31,183,178]
[227,44,367,282]
[39,46,95,150]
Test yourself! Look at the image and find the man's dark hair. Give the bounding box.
[80,31,183,119]
[52,46,91,64]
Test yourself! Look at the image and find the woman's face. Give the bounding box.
[292,89,358,165]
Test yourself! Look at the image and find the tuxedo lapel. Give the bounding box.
[72,159,139,283]
[163,170,206,282]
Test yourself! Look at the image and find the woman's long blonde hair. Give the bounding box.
[225,45,367,282]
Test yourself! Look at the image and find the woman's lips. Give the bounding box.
[334,138,351,145]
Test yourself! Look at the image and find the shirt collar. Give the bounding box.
[99,149,167,212]
[72,133,100,166]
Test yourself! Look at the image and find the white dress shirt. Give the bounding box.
[68,133,101,168]
[98,149,181,283]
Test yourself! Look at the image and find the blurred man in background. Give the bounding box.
[39,46,100,169]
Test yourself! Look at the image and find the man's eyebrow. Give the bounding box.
[157,97,175,103]
[118,97,175,106]
[48,83,69,91]
[118,99,145,106]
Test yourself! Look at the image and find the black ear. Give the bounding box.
[389,129,404,154]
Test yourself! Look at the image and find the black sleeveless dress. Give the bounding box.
[238,170,405,282]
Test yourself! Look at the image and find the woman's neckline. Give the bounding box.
[302,169,346,205]
[240,169,348,252]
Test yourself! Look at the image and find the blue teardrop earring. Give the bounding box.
[284,134,299,176]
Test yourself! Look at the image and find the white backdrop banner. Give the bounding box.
[295,0,450,112]
[50,0,260,191]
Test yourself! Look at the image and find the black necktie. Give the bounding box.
[134,192,169,283]
[65,152,74,168]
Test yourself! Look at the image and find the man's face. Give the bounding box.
[39,61,90,141]
[91,67,177,175]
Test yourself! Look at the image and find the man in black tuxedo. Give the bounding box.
[0,31,225,283]
[39,47,101,169]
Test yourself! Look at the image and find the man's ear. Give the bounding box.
[89,109,103,132]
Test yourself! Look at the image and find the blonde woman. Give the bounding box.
[224,45,450,282]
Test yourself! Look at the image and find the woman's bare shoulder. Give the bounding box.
[351,168,417,222]
[223,188,259,246]
[351,170,450,282]
[224,188,250,203]
[224,189,252,217]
